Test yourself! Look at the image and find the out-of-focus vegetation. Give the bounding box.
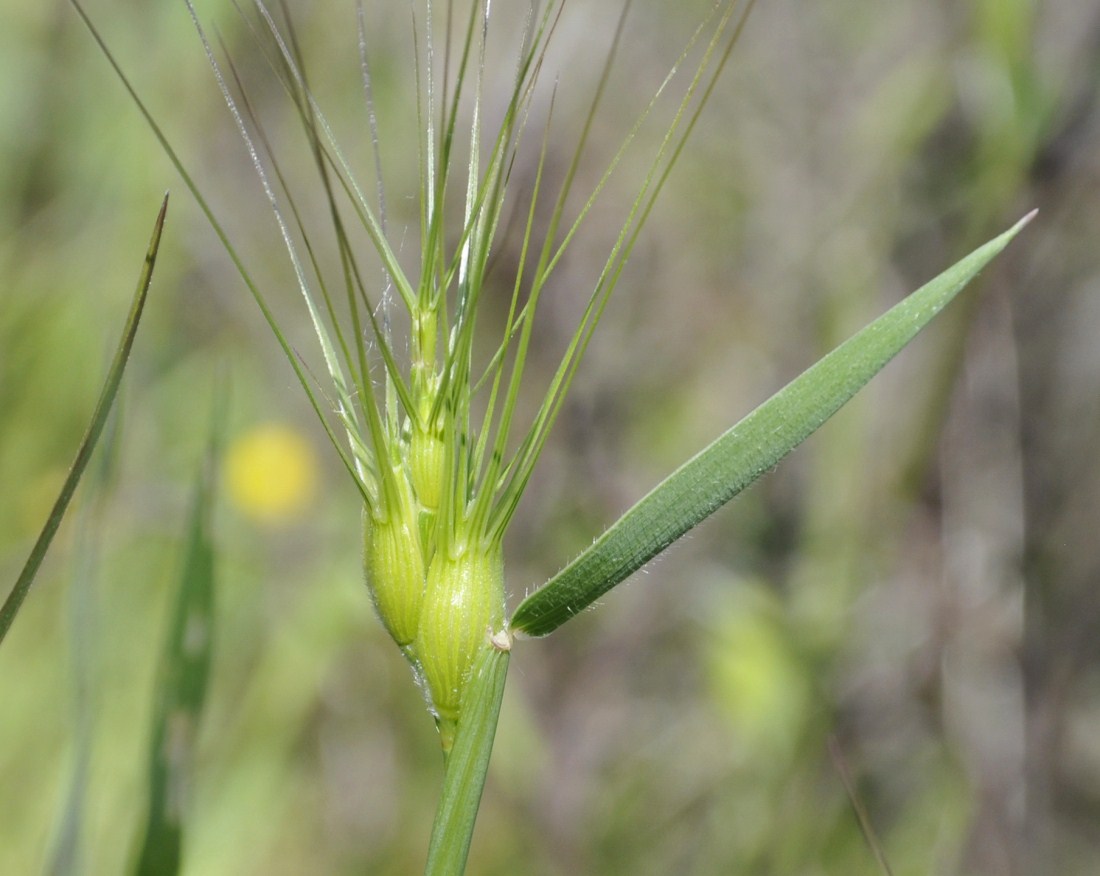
[1,0,1098,873]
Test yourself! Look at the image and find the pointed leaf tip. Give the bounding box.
[510,215,1032,637]
[0,197,166,647]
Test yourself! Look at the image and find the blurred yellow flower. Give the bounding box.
[225,423,318,524]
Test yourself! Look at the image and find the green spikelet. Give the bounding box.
[363,471,426,649]
[409,423,446,514]
[416,541,505,744]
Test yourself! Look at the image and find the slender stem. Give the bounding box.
[424,638,511,876]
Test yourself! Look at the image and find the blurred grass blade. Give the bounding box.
[0,194,168,647]
[132,389,222,876]
[828,736,896,876]
[424,643,510,876]
[511,212,1036,637]
[48,412,123,876]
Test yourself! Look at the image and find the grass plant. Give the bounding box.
[5,0,1037,872]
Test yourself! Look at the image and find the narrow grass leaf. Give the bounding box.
[511,212,1035,637]
[424,642,510,876]
[132,390,221,876]
[828,735,896,876]
[0,195,167,648]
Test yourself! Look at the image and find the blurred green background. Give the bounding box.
[2,0,1099,873]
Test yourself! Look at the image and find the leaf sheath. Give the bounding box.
[424,643,510,876]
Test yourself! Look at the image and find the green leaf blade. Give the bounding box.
[511,212,1035,638]
[132,395,221,876]
[0,194,167,648]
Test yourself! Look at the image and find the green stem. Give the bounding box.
[424,639,511,876]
